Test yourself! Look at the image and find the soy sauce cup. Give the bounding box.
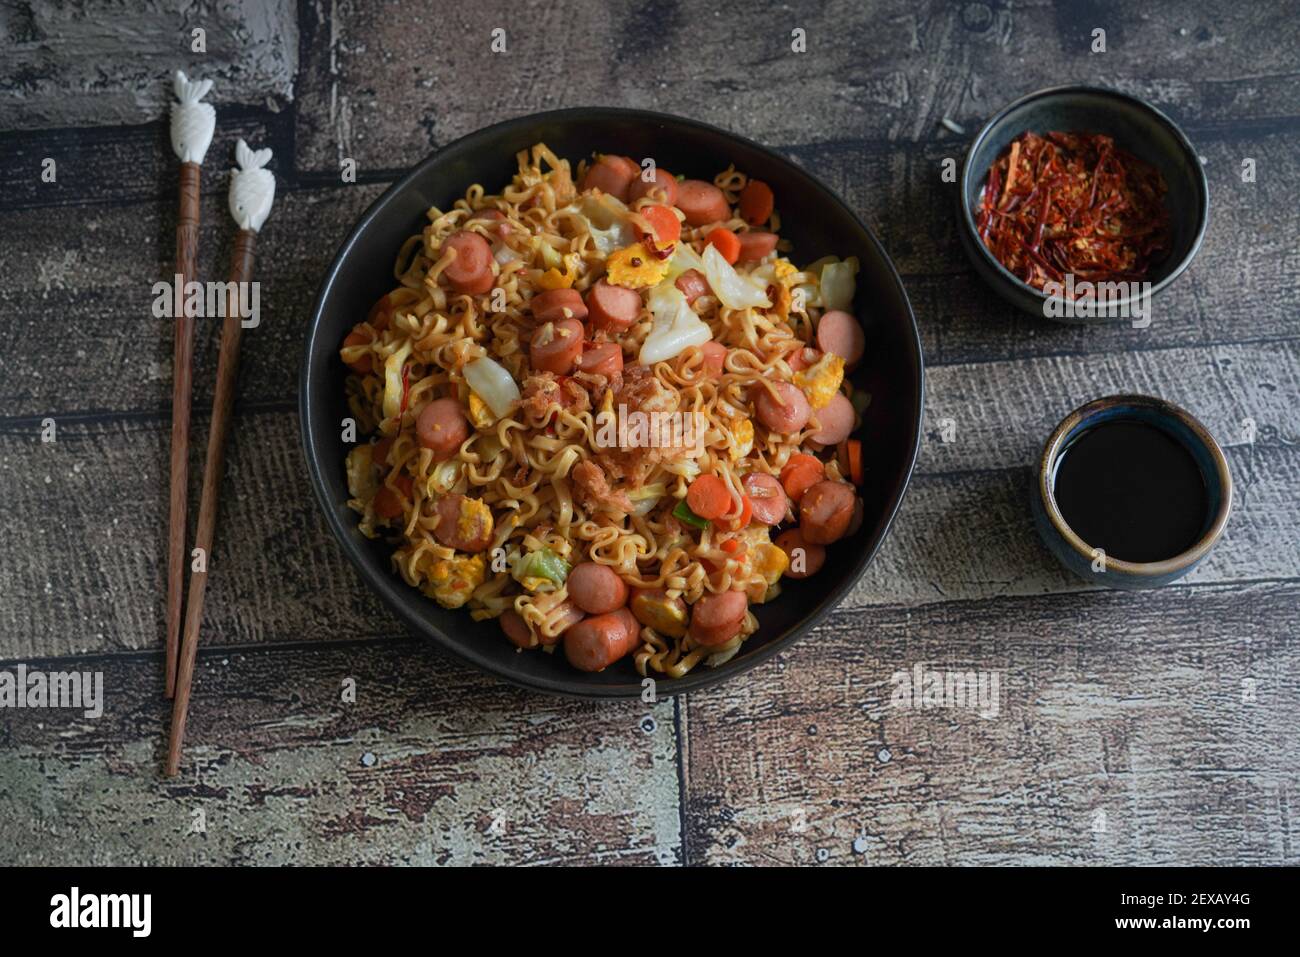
[1032,394,1232,589]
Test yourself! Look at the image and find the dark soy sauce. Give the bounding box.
[1053,420,1209,563]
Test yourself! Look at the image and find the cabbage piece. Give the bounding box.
[381,341,413,422]
[640,283,712,365]
[664,241,707,282]
[821,260,858,311]
[463,356,520,418]
[701,244,771,310]
[569,194,636,257]
[429,458,462,495]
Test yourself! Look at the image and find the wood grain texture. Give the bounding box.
[291,0,1300,172]
[2,334,1295,660]
[0,183,385,420]
[0,0,298,130]
[0,639,680,865]
[681,582,1300,865]
[2,126,1297,419]
[1,0,1298,867]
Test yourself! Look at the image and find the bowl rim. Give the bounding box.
[299,106,925,698]
[1036,393,1232,577]
[958,84,1210,315]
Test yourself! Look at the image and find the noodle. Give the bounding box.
[339,144,866,675]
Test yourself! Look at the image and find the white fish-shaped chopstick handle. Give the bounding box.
[229,138,276,233]
[170,70,215,164]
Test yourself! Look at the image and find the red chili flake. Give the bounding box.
[976,131,1171,295]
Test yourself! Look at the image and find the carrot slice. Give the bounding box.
[720,537,742,554]
[722,494,753,531]
[686,474,731,520]
[779,454,824,502]
[637,204,681,249]
[705,227,741,265]
[738,180,774,226]
[846,439,863,485]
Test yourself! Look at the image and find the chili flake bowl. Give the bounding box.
[957,85,1209,322]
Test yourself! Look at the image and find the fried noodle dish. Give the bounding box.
[340,145,869,676]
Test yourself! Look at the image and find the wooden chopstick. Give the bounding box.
[165,230,256,776]
[165,72,215,698]
[165,162,200,698]
[166,139,275,776]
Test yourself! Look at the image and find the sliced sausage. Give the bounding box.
[774,528,826,578]
[787,345,820,372]
[675,179,730,227]
[699,340,727,377]
[799,480,856,545]
[441,230,494,294]
[433,493,493,552]
[736,230,778,263]
[373,474,413,520]
[628,167,679,206]
[847,497,865,537]
[567,562,629,615]
[808,392,855,446]
[416,397,470,459]
[563,608,640,672]
[738,180,775,226]
[500,609,533,649]
[577,341,624,378]
[629,588,688,638]
[816,310,866,368]
[342,327,374,374]
[584,280,640,332]
[688,590,748,647]
[675,268,710,304]
[742,472,789,526]
[530,288,588,324]
[469,208,512,238]
[580,155,639,202]
[530,318,585,375]
[755,380,812,434]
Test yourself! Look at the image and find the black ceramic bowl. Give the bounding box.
[300,107,924,698]
[958,85,1209,321]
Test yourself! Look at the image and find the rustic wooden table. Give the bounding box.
[1,0,1296,866]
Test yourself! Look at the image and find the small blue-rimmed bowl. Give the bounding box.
[1032,394,1232,589]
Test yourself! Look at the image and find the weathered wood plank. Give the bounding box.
[0,0,298,130]
[0,183,386,419]
[1,409,392,661]
[0,640,680,865]
[919,341,1300,475]
[844,440,1299,610]
[2,398,1294,660]
[2,121,1297,418]
[681,581,1300,865]
[291,0,1300,171]
[0,110,292,212]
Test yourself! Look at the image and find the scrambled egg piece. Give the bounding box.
[794,352,845,410]
[455,496,494,542]
[466,391,495,429]
[424,553,486,608]
[606,243,672,288]
[630,591,687,638]
[537,265,576,290]
[753,543,789,585]
[728,418,754,461]
[772,258,797,282]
